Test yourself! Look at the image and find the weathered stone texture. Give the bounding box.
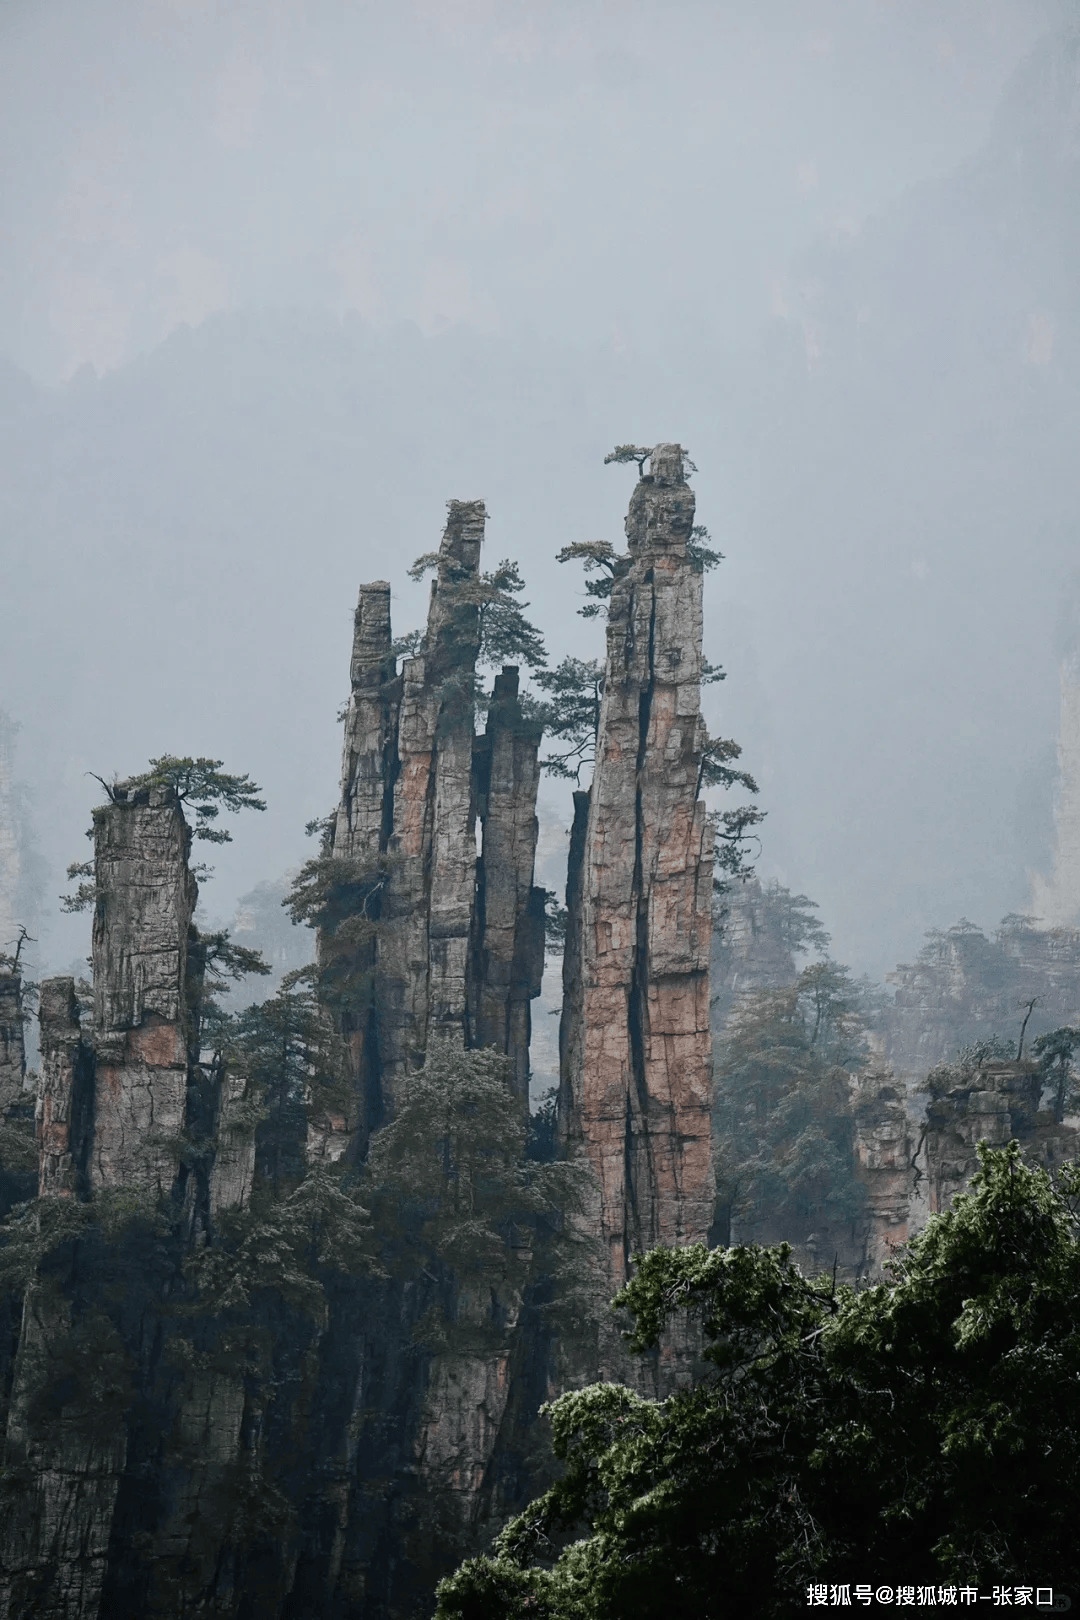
[414,1280,523,1530]
[561,445,715,1290]
[208,1071,257,1214]
[89,784,197,1195]
[470,668,546,1107]
[925,1059,1043,1214]
[852,1075,912,1270]
[323,499,545,1142]
[35,978,89,1199]
[0,1282,127,1620]
[332,582,399,863]
[0,971,25,1117]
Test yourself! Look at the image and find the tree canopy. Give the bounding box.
[435,1142,1080,1618]
[713,960,875,1247]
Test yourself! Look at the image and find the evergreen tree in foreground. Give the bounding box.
[435,1143,1080,1618]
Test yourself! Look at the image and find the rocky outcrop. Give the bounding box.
[35,978,91,1200]
[559,444,715,1291]
[0,1280,128,1620]
[925,1059,1042,1213]
[881,916,1080,1093]
[0,971,24,1119]
[321,501,546,1144]
[852,1075,912,1271]
[923,1056,1078,1214]
[378,500,485,1087]
[0,966,34,1218]
[469,668,546,1108]
[89,783,198,1197]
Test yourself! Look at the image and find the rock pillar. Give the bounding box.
[89,782,198,1195]
[0,968,25,1118]
[560,444,715,1290]
[322,500,547,1141]
[925,1060,1042,1214]
[469,668,546,1108]
[36,978,91,1199]
[851,1075,912,1272]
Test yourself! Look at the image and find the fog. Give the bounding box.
[1,0,1078,990]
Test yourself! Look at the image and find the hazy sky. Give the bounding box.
[0,0,1065,378]
[2,0,1078,991]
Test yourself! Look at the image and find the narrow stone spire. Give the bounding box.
[89,781,198,1195]
[35,978,89,1198]
[560,444,715,1288]
[469,666,546,1109]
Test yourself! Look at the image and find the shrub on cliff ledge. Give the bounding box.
[435,1143,1080,1619]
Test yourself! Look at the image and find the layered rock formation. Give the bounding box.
[559,444,715,1290]
[923,1056,1078,1215]
[0,779,267,1619]
[0,963,35,1216]
[35,977,89,1199]
[881,915,1080,1094]
[851,1075,912,1270]
[468,668,545,1107]
[88,783,198,1197]
[0,969,24,1121]
[318,500,546,1150]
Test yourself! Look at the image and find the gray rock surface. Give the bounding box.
[559,445,715,1292]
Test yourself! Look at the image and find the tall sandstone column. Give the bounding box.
[89,782,198,1195]
[468,667,546,1107]
[35,978,88,1198]
[561,444,715,1289]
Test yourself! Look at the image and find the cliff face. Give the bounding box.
[560,444,715,1290]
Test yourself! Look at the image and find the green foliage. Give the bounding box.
[437,1145,1080,1616]
[542,889,569,949]
[285,851,394,1022]
[60,755,266,907]
[554,541,622,620]
[121,755,266,843]
[603,443,654,473]
[409,551,548,677]
[924,1035,1018,1100]
[602,443,698,476]
[198,930,272,1000]
[362,1042,596,1346]
[687,524,723,574]
[1033,1025,1080,1123]
[532,657,605,780]
[183,1167,378,1326]
[711,805,766,888]
[219,980,342,1196]
[713,961,873,1244]
[59,860,97,914]
[0,1117,36,1175]
[697,729,757,798]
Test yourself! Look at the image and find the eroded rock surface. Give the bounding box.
[560,444,715,1290]
[321,501,545,1144]
[89,784,198,1196]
